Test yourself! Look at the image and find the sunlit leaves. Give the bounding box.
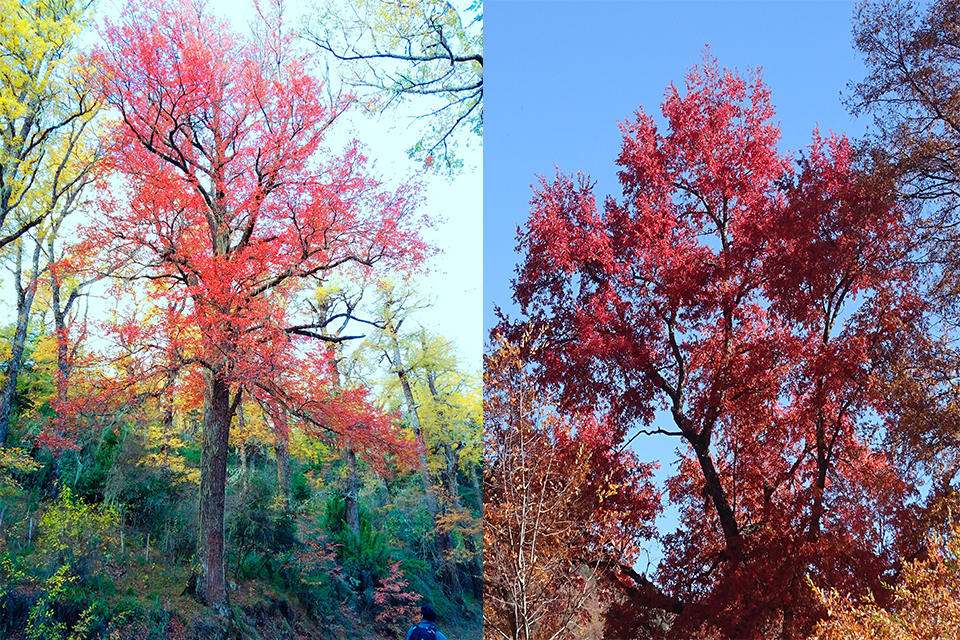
[810,524,960,640]
[82,0,430,607]
[507,52,922,637]
[0,0,98,251]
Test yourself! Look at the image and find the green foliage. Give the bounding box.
[37,487,118,574]
[291,469,311,503]
[25,565,73,640]
[227,474,296,581]
[321,494,424,624]
[0,338,480,638]
[0,446,40,504]
[0,325,55,448]
[69,427,123,503]
[0,549,28,589]
[20,564,110,640]
[103,432,197,560]
[289,522,349,624]
[338,521,394,585]
[0,446,40,475]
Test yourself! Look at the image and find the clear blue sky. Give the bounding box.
[484,0,869,571]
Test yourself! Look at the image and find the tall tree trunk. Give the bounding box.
[48,236,81,491]
[440,441,482,599]
[463,524,482,600]
[344,444,360,535]
[0,239,41,447]
[388,330,462,596]
[809,404,831,543]
[428,368,481,597]
[275,420,291,512]
[391,338,439,515]
[235,404,249,498]
[440,442,460,503]
[689,430,741,562]
[468,461,482,513]
[195,369,232,611]
[328,353,360,536]
[239,439,249,498]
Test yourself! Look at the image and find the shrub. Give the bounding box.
[38,487,119,577]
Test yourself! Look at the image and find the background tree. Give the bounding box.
[809,522,960,640]
[0,0,98,252]
[850,0,960,559]
[304,0,483,172]
[89,0,428,610]
[483,326,659,640]
[361,279,481,598]
[505,54,922,638]
[850,0,960,224]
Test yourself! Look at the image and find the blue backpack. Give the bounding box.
[408,623,438,640]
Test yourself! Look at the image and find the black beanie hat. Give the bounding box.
[421,604,437,622]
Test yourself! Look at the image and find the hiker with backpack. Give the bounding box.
[406,604,448,640]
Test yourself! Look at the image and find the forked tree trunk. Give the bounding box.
[195,370,232,611]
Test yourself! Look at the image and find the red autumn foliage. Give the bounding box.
[506,52,924,638]
[373,560,421,627]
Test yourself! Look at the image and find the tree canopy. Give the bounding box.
[494,52,930,638]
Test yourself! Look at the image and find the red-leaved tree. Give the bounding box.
[507,53,924,638]
[87,0,429,610]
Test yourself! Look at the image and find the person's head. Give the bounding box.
[421,604,437,623]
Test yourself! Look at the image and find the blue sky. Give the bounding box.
[484,0,871,570]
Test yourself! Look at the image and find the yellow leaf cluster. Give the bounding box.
[37,486,120,559]
[809,524,960,639]
[0,0,91,214]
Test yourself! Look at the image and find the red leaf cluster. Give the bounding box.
[78,0,429,456]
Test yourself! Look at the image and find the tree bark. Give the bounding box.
[327,353,360,535]
[690,431,741,561]
[468,461,482,512]
[195,369,232,611]
[47,235,81,492]
[0,239,42,447]
[440,441,460,502]
[391,338,439,516]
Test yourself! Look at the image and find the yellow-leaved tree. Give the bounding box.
[0,0,100,449]
[0,0,98,252]
[809,522,960,639]
[356,278,482,599]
